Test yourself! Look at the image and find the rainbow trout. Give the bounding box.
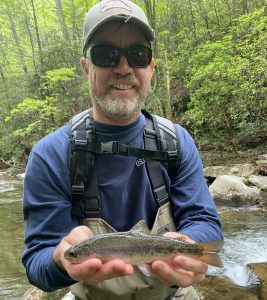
[64,220,224,268]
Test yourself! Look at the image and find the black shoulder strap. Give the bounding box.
[68,109,100,218]
[142,110,181,207]
[152,114,182,179]
[68,110,182,217]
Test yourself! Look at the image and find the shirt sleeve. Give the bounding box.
[170,125,223,242]
[22,126,79,291]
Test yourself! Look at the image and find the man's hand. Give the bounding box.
[150,232,208,287]
[53,226,134,285]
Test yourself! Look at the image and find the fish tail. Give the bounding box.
[198,240,224,252]
[189,240,224,268]
[186,253,224,268]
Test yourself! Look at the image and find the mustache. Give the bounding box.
[107,74,140,87]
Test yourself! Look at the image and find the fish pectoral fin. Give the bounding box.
[137,263,152,276]
[185,253,224,268]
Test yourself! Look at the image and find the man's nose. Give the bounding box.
[113,55,133,75]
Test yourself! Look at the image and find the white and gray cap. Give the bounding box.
[82,0,155,56]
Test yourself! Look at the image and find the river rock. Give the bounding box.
[204,164,256,179]
[22,286,68,300]
[195,275,259,300]
[247,262,267,300]
[16,172,25,180]
[209,175,262,205]
[255,155,267,176]
[248,175,267,191]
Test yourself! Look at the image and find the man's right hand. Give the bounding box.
[53,226,134,285]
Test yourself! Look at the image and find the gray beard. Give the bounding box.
[90,91,146,120]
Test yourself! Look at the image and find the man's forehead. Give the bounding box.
[91,21,147,45]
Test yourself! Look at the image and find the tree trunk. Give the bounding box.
[223,110,238,152]
[242,0,250,13]
[223,0,233,26]
[70,0,78,41]
[55,0,70,41]
[143,0,157,56]
[188,0,197,36]
[0,64,5,82]
[30,0,44,66]
[8,14,28,74]
[25,13,37,71]
[164,49,172,119]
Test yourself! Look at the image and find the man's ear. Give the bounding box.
[80,57,90,79]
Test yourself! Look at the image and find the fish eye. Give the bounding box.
[68,249,77,258]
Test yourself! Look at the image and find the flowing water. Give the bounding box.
[0,172,266,299]
[211,206,267,287]
[0,173,28,300]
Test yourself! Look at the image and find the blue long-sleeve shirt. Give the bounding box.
[22,113,223,291]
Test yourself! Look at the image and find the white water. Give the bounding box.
[208,206,267,287]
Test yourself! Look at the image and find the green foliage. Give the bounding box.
[4,96,59,159]
[0,0,266,164]
[184,8,267,150]
[44,68,77,85]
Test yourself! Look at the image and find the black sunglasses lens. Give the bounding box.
[127,46,152,67]
[90,45,152,68]
[91,46,120,67]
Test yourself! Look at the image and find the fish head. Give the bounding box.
[64,244,96,263]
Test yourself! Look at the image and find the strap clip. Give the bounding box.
[100,141,118,154]
[72,184,84,195]
[154,185,168,206]
[74,139,87,150]
[168,150,178,161]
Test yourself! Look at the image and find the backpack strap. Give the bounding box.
[153,114,182,179]
[142,110,181,207]
[68,109,182,217]
[68,109,100,218]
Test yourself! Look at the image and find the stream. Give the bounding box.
[0,172,266,299]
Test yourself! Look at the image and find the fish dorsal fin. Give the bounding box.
[130,220,151,235]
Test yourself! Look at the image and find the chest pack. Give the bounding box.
[68,109,182,218]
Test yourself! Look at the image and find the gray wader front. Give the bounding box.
[70,203,199,300]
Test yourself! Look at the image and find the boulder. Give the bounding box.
[16,173,25,180]
[204,164,256,179]
[247,262,267,300]
[195,275,259,300]
[248,175,267,191]
[209,175,262,206]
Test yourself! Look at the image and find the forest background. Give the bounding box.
[0,0,266,168]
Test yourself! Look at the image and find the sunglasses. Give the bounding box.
[88,45,152,68]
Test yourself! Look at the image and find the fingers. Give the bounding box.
[65,226,94,245]
[83,259,134,285]
[67,258,103,282]
[151,256,207,288]
[67,258,134,285]
[163,232,195,243]
[53,226,94,272]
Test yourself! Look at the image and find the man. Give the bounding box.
[22,0,223,299]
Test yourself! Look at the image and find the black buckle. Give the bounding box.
[100,141,128,156]
[154,185,168,206]
[144,128,156,139]
[168,150,178,161]
[84,197,100,218]
[74,139,87,150]
[72,184,84,195]
[100,141,118,154]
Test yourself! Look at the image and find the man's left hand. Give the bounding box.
[150,232,208,287]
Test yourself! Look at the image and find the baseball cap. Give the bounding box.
[82,0,155,56]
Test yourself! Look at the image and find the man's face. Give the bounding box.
[81,22,155,123]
